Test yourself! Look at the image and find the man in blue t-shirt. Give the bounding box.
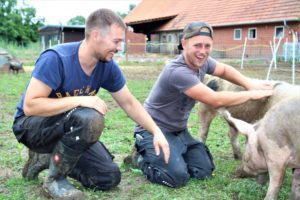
[132,22,273,188]
[12,9,169,199]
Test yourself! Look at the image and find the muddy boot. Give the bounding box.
[43,141,84,200]
[22,149,50,180]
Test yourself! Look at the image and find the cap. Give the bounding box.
[178,21,213,50]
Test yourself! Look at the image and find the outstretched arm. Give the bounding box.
[185,82,273,108]
[213,62,273,90]
[111,85,170,164]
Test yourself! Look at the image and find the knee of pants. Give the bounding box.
[67,107,104,144]
[141,163,189,188]
[189,166,213,180]
[85,170,121,191]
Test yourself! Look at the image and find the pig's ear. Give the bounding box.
[218,108,256,136]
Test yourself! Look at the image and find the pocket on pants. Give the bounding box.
[134,131,154,156]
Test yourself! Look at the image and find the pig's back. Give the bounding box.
[260,97,300,154]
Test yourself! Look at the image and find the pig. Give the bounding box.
[199,75,300,160]
[9,60,23,74]
[219,96,300,200]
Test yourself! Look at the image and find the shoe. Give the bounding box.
[22,150,50,180]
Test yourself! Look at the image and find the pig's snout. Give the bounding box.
[234,166,255,178]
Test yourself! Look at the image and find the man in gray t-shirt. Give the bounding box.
[133,21,273,188]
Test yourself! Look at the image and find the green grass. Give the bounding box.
[0,40,42,66]
[0,63,293,200]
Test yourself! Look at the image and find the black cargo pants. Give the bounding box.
[12,107,120,190]
[134,129,215,188]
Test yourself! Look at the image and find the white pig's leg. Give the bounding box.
[264,162,286,200]
[199,108,216,143]
[289,168,300,200]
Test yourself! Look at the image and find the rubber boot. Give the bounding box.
[43,141,84,200]
[22,149,50,180]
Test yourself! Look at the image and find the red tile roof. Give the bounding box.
[125,0,300,31]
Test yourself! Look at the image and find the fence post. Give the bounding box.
[273,37,277,69]
[266,37,282,80]
[126,40,130,63]
[284,38,288,62]
[292,31,296,84]
[241,37,247,69]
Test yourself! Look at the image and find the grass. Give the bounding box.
[0,53,297,199]
[0,40,43,66]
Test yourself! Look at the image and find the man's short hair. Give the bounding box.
[85,8,126,38]
[178,22,213,50]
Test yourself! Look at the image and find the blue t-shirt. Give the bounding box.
[15,41,126,119]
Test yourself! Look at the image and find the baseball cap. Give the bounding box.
[178,21,213,50]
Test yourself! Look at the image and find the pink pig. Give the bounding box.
[220,97,300,200]
[199,75,300,160]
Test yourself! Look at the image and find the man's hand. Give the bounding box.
[153,130,170,164]
[79,96,108,115]
[249,89,273,100]
[248,80,274,90]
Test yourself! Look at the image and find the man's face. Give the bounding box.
[182,35,213,70]
[94,24,125,62]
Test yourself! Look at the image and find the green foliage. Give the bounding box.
[0,0,44,46]
[0,40,42,65]
[116,4,137,18]
[129,4,136,11]
[67,15,85,25]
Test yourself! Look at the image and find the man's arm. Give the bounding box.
[184,82,272,108]
[213,61,273,90]
[185,61,273,108]
[111,85,170,164]
[24,77,108,116]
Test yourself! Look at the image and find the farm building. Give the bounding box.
[38,25,85,50]
[38,25,146,54]
[124,0,300,59]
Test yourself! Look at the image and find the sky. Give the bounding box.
[17,0,141,25]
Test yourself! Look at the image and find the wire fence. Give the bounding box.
[141,41,300,61]
[122,38,300,85]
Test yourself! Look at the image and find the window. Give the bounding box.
[168,34,172,43]
[248,28,257,40]
[161,34,167,42]
[275,26,284,38]
[234,29,242,40]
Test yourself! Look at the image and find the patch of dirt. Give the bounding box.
[230,63,300,84]
[0,167,13,182]
[120,62,300,84]
[121,65,164,80]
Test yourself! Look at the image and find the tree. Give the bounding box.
[0,0,44,46]
[129,4,136,11]
[67,15,85,25]
[117,4,137,19]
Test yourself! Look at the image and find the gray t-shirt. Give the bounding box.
[136,54,216,132]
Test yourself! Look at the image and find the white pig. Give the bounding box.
[199,75,300,160]
[219,97,300,200]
